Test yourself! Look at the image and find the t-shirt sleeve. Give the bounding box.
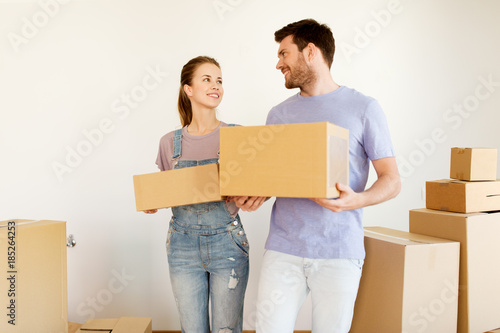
[266,107,278,125]
[362,100,395,161]
[155,134,173,171]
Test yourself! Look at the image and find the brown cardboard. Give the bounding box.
[77,317,152,333]
[133,163,224,211]
[450,147,497,181]
[426,179,500,213]
[0,219,68,333]
[350,227,459,333]
[219,122,349,198]
[409,208,500,333]
[486,329,500,333]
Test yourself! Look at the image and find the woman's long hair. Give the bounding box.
[177,56,221,127]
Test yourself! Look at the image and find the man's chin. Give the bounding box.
[284,80,298,89]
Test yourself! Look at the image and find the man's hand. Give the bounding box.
[310,183,364,213]
[229,196,268,212]
[310,157,401,213]
[143,209,158,214]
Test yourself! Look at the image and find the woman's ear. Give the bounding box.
[183,84,192,97]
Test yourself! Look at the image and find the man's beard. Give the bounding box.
[284,55,316,89]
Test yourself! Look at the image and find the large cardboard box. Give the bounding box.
[426,179,500,213]
[76,317,152,333]
[0,219,68,333]
[450,147,497,181]
[133,163,224,211]
[219,122,349,198]
[350,227,460,333]
[409,208,500,333]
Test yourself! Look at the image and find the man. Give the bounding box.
[236,19,400,332]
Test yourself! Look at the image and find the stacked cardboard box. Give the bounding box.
[410,147,500,333]
[133,122,350,210]
[426,148,499,213]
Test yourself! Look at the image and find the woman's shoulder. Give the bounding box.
[159,127,184,142]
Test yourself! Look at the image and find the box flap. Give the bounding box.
[112,317,152,333]
[364,226,458,245]
[410,208,487,218]
[0,219,65,228]
[81,318,119,330]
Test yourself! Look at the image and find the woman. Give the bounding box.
[145,56,249,333]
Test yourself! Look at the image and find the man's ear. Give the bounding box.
[304,42,317,63]
[183,84,192,97]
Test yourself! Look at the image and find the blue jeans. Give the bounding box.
[167,203,249,333]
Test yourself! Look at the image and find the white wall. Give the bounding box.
[1,0,499,330]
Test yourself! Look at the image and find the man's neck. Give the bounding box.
[300,71,339,97]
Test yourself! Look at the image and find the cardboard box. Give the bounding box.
[426,179,500,213]
[350,227,459,333]
[219,122,349,198]
[450,147,497,181]
[0,219,67,333]
[410,208,500,333]
[76,317,152,333]
[486,329,500,333]
[133,163,224,211]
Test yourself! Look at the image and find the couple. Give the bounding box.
[145,19,401,333]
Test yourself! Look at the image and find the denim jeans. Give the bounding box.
[255,250,363,333]
[167,206,249,333]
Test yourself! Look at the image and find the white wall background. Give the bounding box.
[1,0,499,330]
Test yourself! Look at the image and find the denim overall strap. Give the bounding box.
[172,128,183,161]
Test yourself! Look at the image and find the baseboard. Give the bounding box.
[152,331,312,333]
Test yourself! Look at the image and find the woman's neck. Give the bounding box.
[187,109,220,136]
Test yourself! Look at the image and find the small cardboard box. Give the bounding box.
[76,317,152,333]
[0,219,68,333]
[410,208,500,333]
[450,147,497,181]
[350,227,460,333]
[219,122,349,198]
[133,163,224,211]
[426,179,500,213]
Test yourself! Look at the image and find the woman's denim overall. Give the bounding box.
[167,128,249,333]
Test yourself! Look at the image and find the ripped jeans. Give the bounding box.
[167,203,249,333]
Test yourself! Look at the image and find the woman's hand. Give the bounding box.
[143,209,158,214]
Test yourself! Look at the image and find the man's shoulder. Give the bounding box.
[273,92,300,109]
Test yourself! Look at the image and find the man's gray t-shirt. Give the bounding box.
[265,86,395,259]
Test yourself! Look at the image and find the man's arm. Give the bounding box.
[310,156,401,212]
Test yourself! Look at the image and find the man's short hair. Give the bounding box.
[275,19,335,68]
